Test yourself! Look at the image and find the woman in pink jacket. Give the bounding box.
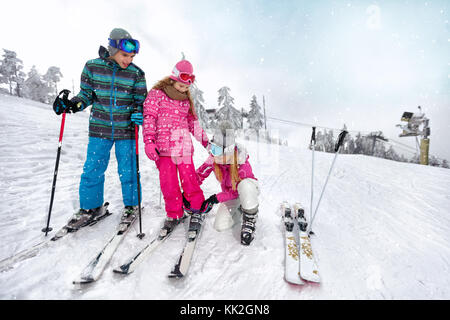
[142,59,209,236]
[197,121,260,245]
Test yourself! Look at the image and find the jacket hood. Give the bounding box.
[98,46,122,69]
[99,46,110,59]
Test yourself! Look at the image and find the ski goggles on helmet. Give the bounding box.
[179,72,195,84]
[108,38,140,53]
[172,67,195,85]
[210,143,235,157]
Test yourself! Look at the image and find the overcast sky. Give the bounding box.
[1,0,449,159]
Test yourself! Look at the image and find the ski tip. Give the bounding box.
[293,202,304,213]
[280,201,290,207]
[280,201,291,213]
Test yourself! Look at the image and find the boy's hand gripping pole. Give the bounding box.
[42,90,70,236]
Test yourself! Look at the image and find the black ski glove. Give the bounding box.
[200,194,219,213]
[67,97,84,114]
[53,91,84,115]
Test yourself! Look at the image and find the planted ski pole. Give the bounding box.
[307,130,348,235]
[310,126,316,225]
[42,89,71,236]
[134,116,145,239]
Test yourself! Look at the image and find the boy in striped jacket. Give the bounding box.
[52,28,147,228]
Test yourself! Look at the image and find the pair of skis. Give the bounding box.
[72,206,144,284]
[114,209,207,279]
[283,128,347,284]
[0,203,141,284]
[1,205,207,283]
[0,202,112,273]
[282,201,320,285]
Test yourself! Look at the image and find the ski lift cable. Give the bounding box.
[380,140,417,155]
[377,138,445,162]
[388,138,419,152]
[266,116,371,134]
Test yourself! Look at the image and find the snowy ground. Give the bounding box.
[1,94,450,300]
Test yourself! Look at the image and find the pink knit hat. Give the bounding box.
[169,60,195,85]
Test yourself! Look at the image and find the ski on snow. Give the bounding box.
[282,201,320,284]
[73,207,144,284]
[282,201,304,285]
[0,202,111,272]
[293,202,320,283]
[168,210,206,279]
[113,215,187,275]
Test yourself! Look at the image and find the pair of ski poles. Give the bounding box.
[42,90,145,239]
[307,127,348,235]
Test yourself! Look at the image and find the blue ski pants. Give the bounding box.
[79,137,140,210]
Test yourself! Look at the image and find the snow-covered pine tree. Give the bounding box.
[190,84,210,129]
[353,132,364,154]
[216,86,242,129]
[0,49,26,97]
[345,134,356,154]
[315,130,325,152]
[0,61,7,90]
[340,124,352,154]
[324,129,334,153]
[43,66,63,103]
[429,155,441,167]
[373,140,387,158]
[385,145,401,161]
[247,95,264,135]
[399,154,408,163]
[23,66,50,103]
[359,134,374,155]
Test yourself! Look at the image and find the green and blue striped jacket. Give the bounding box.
[75,46,148,140]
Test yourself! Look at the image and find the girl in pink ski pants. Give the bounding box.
[142,60,209,219]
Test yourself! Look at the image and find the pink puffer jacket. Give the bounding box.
[143,89,208,157]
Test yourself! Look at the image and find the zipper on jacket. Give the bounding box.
[109,64,117,140]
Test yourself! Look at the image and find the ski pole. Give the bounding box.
[134,121,145,239]
[310,127,316,225]
[42,89,70,236]
[307,130,348,235]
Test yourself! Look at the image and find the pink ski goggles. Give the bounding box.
[179,72,195,84]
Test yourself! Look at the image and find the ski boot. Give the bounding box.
[188,211,205,241]
[67,206,105,231]
[121,206,138,224]
[159,215,185,239]
[240,207,258,246]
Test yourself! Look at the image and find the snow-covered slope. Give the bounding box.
[1,94,449,299]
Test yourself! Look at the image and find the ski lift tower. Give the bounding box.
[396,106,430,165]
